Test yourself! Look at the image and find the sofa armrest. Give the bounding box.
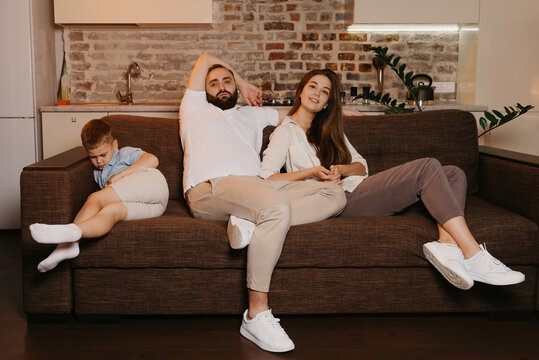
[20,146,96,315]
[478,145,539,225]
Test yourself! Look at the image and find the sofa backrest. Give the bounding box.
[103,109,479,200]
[263,109,479,193]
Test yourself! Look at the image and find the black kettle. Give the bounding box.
[408,74,435,101]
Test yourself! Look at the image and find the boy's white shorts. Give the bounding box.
[110,168,169,221]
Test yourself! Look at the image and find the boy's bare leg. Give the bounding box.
[31,187,122,244]
[75,203,127,238]
[74,187,123,223]
[37,201,127,273]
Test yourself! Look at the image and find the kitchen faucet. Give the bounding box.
[117,62,141,104]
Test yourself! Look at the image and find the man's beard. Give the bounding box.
[206,89,239,110]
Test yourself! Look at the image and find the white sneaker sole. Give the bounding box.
[227,216,253,250]
[423,244,474,290]
[468,272,525,286]
[240,325,295,353]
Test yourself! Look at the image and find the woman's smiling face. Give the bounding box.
[298,74,332,113]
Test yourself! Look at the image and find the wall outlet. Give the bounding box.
[432,82,456,93]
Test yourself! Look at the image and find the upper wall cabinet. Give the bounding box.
[346,0,479,25]
[54,0,212,28]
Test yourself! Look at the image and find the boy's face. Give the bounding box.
[86,139,118,170]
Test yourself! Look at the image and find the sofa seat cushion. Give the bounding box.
[72,196,537,269]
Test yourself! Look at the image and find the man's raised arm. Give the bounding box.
[187,52,262,106]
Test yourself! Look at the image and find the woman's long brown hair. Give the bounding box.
[288,69,351,168]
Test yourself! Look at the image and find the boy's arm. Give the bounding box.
[187,51,262,106]
[106,153,159,186]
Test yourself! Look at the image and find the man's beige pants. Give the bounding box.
[186,176,346,292]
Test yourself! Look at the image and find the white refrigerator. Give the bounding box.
[0,0,39,229]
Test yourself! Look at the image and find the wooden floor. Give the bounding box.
[2,230,538,360]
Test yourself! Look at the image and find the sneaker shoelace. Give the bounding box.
[261,312,287,338]
[476,245,510,272]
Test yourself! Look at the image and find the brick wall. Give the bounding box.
[64,0,459,104]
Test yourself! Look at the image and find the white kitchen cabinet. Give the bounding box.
[42,112,106,158]
[346,0,479,25]
[54,0,212,27]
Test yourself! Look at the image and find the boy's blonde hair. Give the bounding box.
[81,119,114,150]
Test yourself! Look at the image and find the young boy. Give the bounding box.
[30,119,169,272]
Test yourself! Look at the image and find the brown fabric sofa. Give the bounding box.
[21,110,538,318]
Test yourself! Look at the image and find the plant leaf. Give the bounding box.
[485,111,497,124]
[398,64,406,75]
[492,110,504,118]
[479,117,487,130]
[405,71,413,83]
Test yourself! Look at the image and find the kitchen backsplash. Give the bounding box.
[64,0,459,104]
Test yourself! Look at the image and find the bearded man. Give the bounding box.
[179,52,346,353]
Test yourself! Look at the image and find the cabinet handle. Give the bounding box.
[71,117,77,123]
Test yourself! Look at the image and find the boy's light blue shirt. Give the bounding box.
[94,146,145,189]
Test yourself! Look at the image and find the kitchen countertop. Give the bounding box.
[41,103,181,112]
[41,102,488,113]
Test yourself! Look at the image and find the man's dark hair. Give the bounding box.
[207,64,234,78]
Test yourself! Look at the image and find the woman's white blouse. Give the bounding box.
[259,117,369,192]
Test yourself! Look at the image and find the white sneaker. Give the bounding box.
[463,244,525,286]
[240,309,295,353]
[423,240,474,290]
[227,216,255,250]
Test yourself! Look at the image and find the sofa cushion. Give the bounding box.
[72,196,537,269]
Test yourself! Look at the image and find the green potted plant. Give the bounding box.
[355,46,534,137]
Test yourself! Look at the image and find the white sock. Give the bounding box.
[30,223,82,244]
[37,242,80,273]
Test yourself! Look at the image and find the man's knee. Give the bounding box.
[257,199,291,225]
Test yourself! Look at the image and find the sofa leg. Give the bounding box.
[76,314,122,324]
[487,311,534,321]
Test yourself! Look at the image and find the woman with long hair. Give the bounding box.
[259,68,524,290]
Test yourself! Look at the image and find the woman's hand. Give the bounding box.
[326,165,343,185]
[329,165,341,178]
[312,165,331,180]
[312,166,343,185]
